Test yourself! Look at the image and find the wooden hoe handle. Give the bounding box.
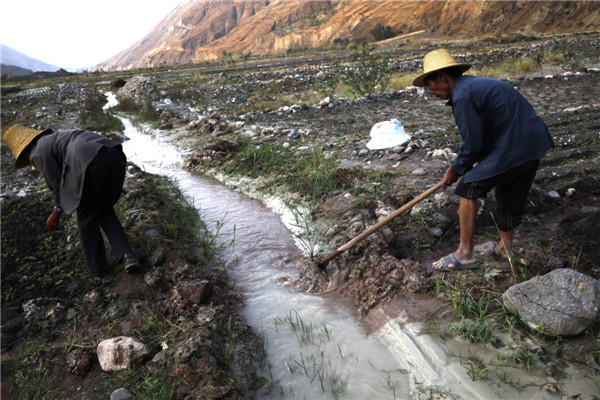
[316,181,444,269]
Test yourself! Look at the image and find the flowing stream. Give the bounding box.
[119,119,421,399]
[108,91,500,399]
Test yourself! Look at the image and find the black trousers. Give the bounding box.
[454,159,540,232]
[77,146,133,277]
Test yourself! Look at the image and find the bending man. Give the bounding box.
[3,124,140,283]
[412,49,554,271]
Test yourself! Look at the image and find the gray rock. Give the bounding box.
[484,268,503,282]
[548,257,564,269]
[433,212,451,224]
[581,206,600,213]
[0,190,15,199]
[429,227,444,238]
[412,168,427,176]
[388,153,403,162]
[358,149,369,156]
[111,388,133,400]
[145,229,160,237]
[325,225,344,237]
[502,268,600,336]
[547,190,560,199]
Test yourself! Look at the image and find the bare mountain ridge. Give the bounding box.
[97,0,600,70]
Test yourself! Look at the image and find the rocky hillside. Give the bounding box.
[97,0,600,70]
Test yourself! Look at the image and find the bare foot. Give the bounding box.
[494,242,513,258]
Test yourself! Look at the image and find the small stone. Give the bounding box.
[548,257,563,269]
[412,168,427,176]
[484,268,503,282]
[325,225,344,237]
[429,227,443,237]
[97,337,150,371]
[145,229,160,237]
[433,212,451,224]
[111,388,133,400]
[547,191,560,199]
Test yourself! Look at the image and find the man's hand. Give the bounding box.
[441,166,459,189]
[46,207,62,231]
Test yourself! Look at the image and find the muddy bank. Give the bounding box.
[1,87,265,399]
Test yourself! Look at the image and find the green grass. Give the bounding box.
[449,317,492,344]
[223,141,352,201]
[511,345,542,372]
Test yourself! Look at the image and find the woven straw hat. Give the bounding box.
[2,124,53,168]
[412,49,471,87]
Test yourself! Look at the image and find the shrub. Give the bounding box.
[370,23,396,41]
[339,49,393,96]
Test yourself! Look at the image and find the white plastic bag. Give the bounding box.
[366,119,410,150]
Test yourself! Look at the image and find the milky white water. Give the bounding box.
[109,92,562,399]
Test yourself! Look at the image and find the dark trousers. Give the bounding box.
[77,147,132,277]
[454,159,540,232]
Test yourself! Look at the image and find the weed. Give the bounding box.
[450,317,491,343]
[226,141,345,201]
[285,199,324,262]
[198,212,235,262]
[7,361,59,400]
[4,285,15,301]
[537,237,551,248]
[140,306,179,346]
[224,315,244,367]
[498,302,525,334]
[464,358,492,381]
[133,371,176,400]
[116,95,160,123]
[274,309,317,346]
[446,289,489,320]
[511,345,542,371]
[499,57,537,77]
[434,279,444,298]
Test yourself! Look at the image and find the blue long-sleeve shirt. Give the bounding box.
[448,75,554,183]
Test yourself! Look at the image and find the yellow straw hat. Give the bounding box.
[2,124,53,169]
[412,49,471,87]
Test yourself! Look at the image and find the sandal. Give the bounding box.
[432,253,481,272]
[124,253,141,273]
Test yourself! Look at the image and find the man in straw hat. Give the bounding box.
[413,49,554,271]
[2,124,141,283]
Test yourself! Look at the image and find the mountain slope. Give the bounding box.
[1,44,61,72]
[97,0,600,70]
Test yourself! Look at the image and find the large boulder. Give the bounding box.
[97,336,150,371]
[116,76,155,108]
[502,268,600,336]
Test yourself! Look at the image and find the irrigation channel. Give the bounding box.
[108,95,499,399]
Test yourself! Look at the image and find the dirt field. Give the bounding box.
[2,34,599,398]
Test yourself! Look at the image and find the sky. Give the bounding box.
[1,0,184,70]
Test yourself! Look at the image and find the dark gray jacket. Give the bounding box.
[30,129,120,214]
